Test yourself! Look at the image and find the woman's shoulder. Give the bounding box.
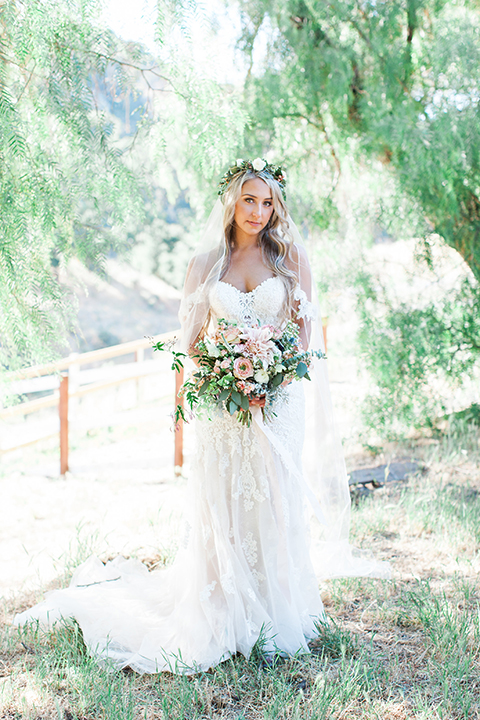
[185,247,223,284]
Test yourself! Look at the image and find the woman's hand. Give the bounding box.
[249,396,266,408]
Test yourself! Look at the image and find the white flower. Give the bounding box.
[252,157,266,172]
[236,158,244,166]
[204,339,220,357]
[274,364,284,373]
[254,369,269,384]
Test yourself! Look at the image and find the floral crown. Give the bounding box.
[217,158,286,200]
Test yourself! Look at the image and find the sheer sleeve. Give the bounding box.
[287,243,317,350]
[178,247,224,353]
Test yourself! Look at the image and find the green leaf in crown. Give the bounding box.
[217,158,287,200]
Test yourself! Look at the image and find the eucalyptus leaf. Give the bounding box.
[271,373,284,387]
[296,362,308,378]
[240,394,250,410]
[231,390,242,405]
[198,380,210,396]
[228,400,238,415]
[218,389,230,402]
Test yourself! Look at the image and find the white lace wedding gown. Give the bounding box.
[14,277,325,674]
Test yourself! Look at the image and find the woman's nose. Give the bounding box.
[251,204,262,218]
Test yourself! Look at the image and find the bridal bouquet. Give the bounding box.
[154,319,325,427]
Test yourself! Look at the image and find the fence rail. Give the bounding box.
[1,321,328,476]
[1,330,183,474]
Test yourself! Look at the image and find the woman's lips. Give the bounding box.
[247,221,261,226]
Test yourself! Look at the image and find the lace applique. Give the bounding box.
[235,458,267,512]
[209,278,286,327]
[252,569,266,586]
[220,563,235,594]
[199,580,217,602]
[181,520,192,548]
[196,411,268,512]
[202,524,212,546]
[230,289,255,325]
[241,532,258,567]
[294,286,317,321]
[245,605,258,635]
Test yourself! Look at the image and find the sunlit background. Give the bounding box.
[1,0,479,617]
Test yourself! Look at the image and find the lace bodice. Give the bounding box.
[208,276,316,328]
[209,277,285,326]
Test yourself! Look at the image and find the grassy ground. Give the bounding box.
[1,442,479,720]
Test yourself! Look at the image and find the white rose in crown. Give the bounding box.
[236,158,244,166]
[252,158,266,172]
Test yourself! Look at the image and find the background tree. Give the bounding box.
[232,0,480,437]
[0,0,244,371]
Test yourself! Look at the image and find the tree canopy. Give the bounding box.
[0,0,244,370]
[232,0,480,436]
[237,0,480,281]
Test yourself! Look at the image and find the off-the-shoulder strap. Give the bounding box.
[293,285,317,321]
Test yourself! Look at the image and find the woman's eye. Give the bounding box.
[264,201,272,207]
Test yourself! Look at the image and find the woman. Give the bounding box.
[14,159,389,674]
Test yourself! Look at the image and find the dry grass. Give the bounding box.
[1,445,480,719]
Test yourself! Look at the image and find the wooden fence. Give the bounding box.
[1,330,184,475]
[1,321,328,477]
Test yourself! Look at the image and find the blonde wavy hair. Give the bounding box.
[221,169,298,318]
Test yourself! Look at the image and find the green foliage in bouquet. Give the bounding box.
[154,320,325,428]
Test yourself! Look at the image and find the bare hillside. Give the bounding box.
[62,258,181,352]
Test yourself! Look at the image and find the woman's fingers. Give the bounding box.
[249,396,266,408]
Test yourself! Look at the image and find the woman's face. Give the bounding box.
[234,177,274,239]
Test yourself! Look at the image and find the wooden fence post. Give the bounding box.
[322,317,328,354]
[59,373,69,475]
[174,367,184,475]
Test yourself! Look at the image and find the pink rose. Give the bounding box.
[220,358,231,370]
[233,356,254,379]
[223,326,241,343]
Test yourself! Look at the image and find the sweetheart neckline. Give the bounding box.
[218,276,280,295]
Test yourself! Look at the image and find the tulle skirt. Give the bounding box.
[14,384,325,673]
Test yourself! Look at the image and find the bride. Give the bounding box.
[14,159,389,674]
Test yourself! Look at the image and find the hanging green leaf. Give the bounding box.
[296,362,308,378]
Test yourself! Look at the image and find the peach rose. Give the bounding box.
[233,357,254,379]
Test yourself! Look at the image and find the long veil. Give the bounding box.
[179,199,390,581]
[12,194,390,678]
